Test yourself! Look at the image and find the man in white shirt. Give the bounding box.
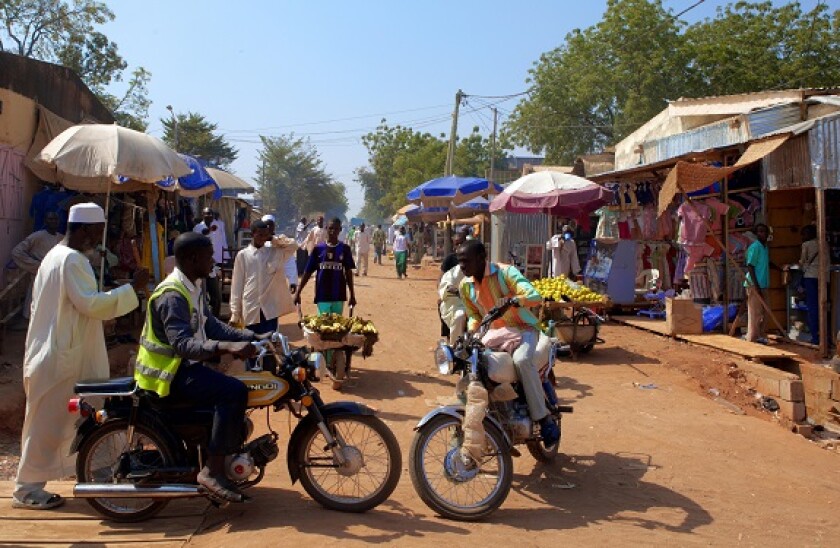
[11,211,64,325]
[354,223,372,276]
[193,207,227,316]
[546,225,581,279]
[229,220,297,338]
[304,216,326,254]
[295,217,311,275]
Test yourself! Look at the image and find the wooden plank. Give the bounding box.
[0,481,204,545]
[616,317,798,360]
[679,333,797,360]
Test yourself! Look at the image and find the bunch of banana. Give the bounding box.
[532,276,606,304]
[302,313,352,334]
[349,317,378,335]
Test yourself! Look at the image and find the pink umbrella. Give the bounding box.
[490,171,611,217]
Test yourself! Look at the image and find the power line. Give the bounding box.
[675,0,706,18]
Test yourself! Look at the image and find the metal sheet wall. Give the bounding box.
[492,211,550,265]
[763,134,813,191]
[809,115,840,190]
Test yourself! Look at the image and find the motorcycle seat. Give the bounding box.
[74,377,137,395]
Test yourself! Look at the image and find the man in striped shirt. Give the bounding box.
[458,240,559,447]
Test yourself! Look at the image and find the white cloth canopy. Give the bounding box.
[16,245,139,485]
[34,124,191,193]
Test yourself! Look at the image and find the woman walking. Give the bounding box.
[393,226,409,279]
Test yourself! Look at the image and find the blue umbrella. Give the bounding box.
[393,215,409,226]
[157,154,221,198]
[406,175,502,208]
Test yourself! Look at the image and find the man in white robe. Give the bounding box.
[13,203,148,510]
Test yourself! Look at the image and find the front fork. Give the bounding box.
[305,393,348,466]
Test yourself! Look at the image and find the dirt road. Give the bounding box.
[3,256,840,546]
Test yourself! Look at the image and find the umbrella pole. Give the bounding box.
[99,180,112,290]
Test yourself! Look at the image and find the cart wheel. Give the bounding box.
[574,311,597,354]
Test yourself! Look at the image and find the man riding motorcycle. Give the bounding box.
[456,240,560,447]
[134,232,260,503]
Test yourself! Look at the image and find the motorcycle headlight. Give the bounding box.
[435,343,455,375]
[308,352,324,373]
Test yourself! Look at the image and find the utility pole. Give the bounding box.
[444,89,463,177]
[443,89,463,257]
[489,107,498,185]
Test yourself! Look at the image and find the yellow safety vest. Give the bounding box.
[134,278,195,397]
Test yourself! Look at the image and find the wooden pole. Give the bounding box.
[679,190,790,340]
[816,188,829,357]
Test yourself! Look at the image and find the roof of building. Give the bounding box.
[0,51,113,123]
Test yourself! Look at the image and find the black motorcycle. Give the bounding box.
[68,333,401,522]
[409,299,573,520]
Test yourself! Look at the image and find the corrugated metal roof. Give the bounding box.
[644,116,748,165]
[763,134,813,191]
[747,103,803,138]
[668,90,803,117]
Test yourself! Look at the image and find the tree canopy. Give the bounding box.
[505,0,840,164]
[257,134,348,227]
[161,112,238,168]
[0,0,152,129]
[358,119,507,216]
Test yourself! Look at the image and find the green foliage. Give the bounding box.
[505,0,840,163]
[161,111,238,167]
[687,1,840,94]
[257,134,348,225]
[359,120,507,215]
[0,0,151,129]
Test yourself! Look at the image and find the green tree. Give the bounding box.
[0,0,151,128]
[505,0,691,164]
[686,1,840,94]
[257,134,347,225]
[360,121,505,215]
[161,111,238,167]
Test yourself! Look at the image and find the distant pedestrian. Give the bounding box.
[393,226,408,279]
[304,216,326,254]
[192,207,226,317]
[355,223,371,276]
[372,224,386,264]
[295,217,311,275]
[11,211,63,328]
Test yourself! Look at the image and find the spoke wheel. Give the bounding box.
[295,415,401,512]
[409,414,512,521]
[76,420,174,522]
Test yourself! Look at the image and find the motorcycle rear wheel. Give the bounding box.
[409,414,513,521]
[76,420,175,522]
[294,415,401,512]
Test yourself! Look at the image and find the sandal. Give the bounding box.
[12,490,65,510]
[197,470,248,503]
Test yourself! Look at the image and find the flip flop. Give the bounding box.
[12,491,64,510]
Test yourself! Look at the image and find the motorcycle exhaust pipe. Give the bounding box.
[74,483,203,499]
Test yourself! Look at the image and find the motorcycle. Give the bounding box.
[67,332,402,522]
[408,299,573,521]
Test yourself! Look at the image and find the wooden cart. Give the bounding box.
[537,299,607,356]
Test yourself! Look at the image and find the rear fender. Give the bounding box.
[414,405,513,450]
[286,401,377,484]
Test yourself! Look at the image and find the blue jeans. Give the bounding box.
[168,363,248,455]
[804,277,819,344]
[247,312,278,370]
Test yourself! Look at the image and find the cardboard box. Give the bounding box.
[665,298,704,335]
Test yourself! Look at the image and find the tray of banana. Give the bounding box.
[301,314,379,352]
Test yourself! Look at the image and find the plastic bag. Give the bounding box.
[702,304,739,332]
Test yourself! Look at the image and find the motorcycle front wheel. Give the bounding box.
[76,420,175,522]
[294,415,401,512]
[409,414,513,521]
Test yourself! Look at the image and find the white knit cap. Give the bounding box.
[261,214,276,223]
[68,203,106,224]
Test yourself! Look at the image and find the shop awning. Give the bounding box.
[657,134,790,215]
[24,106,74,182]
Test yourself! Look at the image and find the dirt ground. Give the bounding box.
[3,256,840,546]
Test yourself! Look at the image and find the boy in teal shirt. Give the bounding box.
[745,224,770,343]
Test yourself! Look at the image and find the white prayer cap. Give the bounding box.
[68,203,106,224]
[261,214,276,223]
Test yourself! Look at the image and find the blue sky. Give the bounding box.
[103,0,831,217]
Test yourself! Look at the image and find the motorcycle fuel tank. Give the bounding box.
[234,371,290,408]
